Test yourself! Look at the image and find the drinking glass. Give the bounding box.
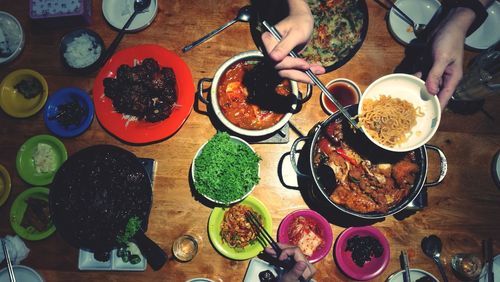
[451,253,483,281]
[453,43,500,101]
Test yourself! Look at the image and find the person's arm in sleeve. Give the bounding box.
[261,0,325,83]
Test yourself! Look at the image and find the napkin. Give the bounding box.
[0,235,30,265]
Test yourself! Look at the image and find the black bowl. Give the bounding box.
[59,28,105,74]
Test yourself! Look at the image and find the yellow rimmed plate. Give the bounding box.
[0,69,48,118]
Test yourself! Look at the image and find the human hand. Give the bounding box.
[261,0,325,83]
[265,243,316,282]
[419,8,476,109]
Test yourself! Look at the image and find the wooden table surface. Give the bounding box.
[1,0,499,281]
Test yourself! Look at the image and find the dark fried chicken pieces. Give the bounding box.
[103,58,177,122]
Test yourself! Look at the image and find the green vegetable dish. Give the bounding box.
[116,216,141,245]
[194,132,260,205]
[302,0,366,69]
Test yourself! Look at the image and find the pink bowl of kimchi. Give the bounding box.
[277,209,333,263]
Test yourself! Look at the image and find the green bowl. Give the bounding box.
[16,134,67,186]
[10,187,55,241]
[208,195,272,260]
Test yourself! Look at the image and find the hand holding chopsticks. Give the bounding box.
[246,212,314,282]
[261,21,360,130]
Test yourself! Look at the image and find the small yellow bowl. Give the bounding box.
[0,164,12,207]
[0,69,48,118]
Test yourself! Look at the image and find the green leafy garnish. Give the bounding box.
[117,216,141,245]
[194,132,260,204]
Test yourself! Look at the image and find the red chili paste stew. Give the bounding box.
[217,60,292,130]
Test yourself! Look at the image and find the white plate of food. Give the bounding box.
[465,1,500,51]
[358,73,441,152]
[102,0,158,32]
[387,0,441,45]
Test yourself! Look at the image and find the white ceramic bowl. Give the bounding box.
[0,265,44,282]
[208,50,299,137]
[0,11,25,65]
[359,73,441,152]
[191,135,260,205]
[387,0,441,45]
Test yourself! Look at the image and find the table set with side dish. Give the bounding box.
[0,0,499,281]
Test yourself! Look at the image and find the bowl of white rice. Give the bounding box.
[0,11,25,65]
[59,28,104,73]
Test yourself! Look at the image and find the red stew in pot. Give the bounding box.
[313,119,419,213]
[217,60,292,130]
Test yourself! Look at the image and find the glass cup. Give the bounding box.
[172,235,199,262]
[451,253,483,281]
[453,44,500,101]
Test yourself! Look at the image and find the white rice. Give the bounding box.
[33,143,57,174]
[63,33,101,68]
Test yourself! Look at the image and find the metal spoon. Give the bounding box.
[100,0,151,65]
[182,5,252,53]
[421,235,449,282]
[387,1,426,38]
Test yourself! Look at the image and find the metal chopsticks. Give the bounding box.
[2,239,17,282]
[261,21,360,130]
[484,239,494,282]
[245,212,306,282]
[400,250,411,282]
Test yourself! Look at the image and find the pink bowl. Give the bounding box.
[278,209,333,263]
[334,226,390,281]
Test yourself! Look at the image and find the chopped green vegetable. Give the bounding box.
[116,216,141,245]
[194,132,260,204]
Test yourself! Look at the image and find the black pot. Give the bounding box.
[290,105,447,219]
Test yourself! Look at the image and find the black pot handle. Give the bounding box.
[290,136,312,178]
[197,78,213,105]
[296,83,312,104]
[423,144,448,187]
[133,231,167,271]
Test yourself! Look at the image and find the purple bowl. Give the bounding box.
[334,226,390,281]
[278,209,333,263]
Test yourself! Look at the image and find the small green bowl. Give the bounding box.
[10,187,55,241]
[16,134,68,186]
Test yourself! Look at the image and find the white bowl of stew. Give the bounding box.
[199,50,299,137]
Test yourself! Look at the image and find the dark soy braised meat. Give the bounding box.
[103,58,177,122]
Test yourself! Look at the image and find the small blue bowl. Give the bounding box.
[44,87,94,138]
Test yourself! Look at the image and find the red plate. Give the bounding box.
[93,44,194,144]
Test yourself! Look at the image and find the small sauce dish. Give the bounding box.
[320,78,361,115]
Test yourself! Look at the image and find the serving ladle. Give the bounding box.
[182,5,252,53]
[421,235,449,282]
[386,1,426,38]
[99,0,151,66]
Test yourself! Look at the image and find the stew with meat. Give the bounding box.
[313,118,419,213]
[217,60,292,130]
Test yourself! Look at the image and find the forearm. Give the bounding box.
[445,0,494,35]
